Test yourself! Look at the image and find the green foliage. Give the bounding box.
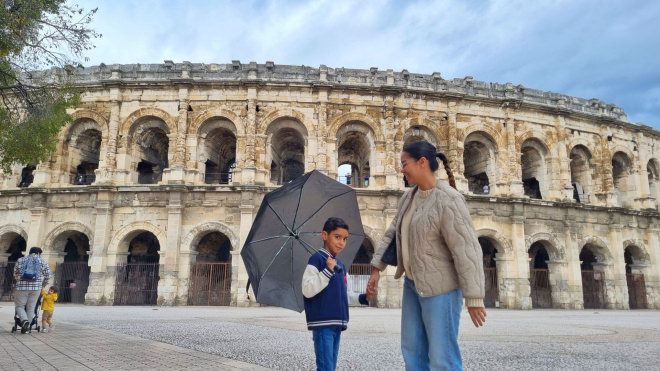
[0,0,99,174]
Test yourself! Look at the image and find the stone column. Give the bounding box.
[555,115,574,200]
[606,223,627,309]
[236,204,255,306]
[506,117,524,196]
[447,101,468,191]
[563,217,584,308]
[316,99,329,175]
[104,252,128,305]
[176,250,197,306]
[547,260,570,308]
[239,88,259,185]
[26,203,47,248]
[97,96,121,185]
[158,190,183,306]
[635,132,655,208]
[510,211,531,309]
[85,190,113,305]
[600,134,616,207]
[646,227,660,308]
[164,88,189,184]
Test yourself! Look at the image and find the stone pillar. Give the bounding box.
[158,191,183,306]
[547,260,570,308]
[506,118,524,196]
[447,101,468,191]
[555,115,574,200]
[635,132,655,208]
[85,190,113,305]
[600,134,617,207]
[97,97,121,185]
[236,204,255,306]
[26,204,47,249]
[646,227,660,308]
[104,252,128,305]
[316,99,329,175]
[239,88,260,185]
[176,251,197,306]
[510,211,531,309]
[163,89,189,184]
[606,223,627,309]
[0,253,10,265]
[563,217,584,308]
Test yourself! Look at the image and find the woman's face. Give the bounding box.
[401,152,425,186]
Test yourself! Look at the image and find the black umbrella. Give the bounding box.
[240,170,365,312]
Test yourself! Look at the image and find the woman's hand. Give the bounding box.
[366,268,380,301]
[467,306,487,327]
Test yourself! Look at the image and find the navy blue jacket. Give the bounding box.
[302,248,368,330]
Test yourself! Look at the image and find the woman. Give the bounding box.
[367,141,486,370]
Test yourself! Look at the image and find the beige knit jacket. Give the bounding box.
[371,181,485,307]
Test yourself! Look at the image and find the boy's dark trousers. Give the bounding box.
[312,327,341,371]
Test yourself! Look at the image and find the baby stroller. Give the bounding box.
[11,293,42,334]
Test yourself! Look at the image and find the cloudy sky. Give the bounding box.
[76,0,660,130]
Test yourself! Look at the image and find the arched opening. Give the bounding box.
[200,121,236,185]
[570,145,594,203]
[625,245,648,309]
[51,231,91,304]
[528,242,552,308]
[66,121,102,185]
[521,139,548,199]
[348,238,376,306]
[267,119,306,185]
[479,237,499,308]
[17,165,35,187]
[131,119,170,184]
[647,159,660,210]
[189,231,233,306]
[115,231,160,305]
[579,245,605,309]
[611,152,634,208]
[464,132,496,195]
[337,121,374,188]
[1,234,26,300]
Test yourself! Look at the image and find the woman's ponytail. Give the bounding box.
[437,153,457,190]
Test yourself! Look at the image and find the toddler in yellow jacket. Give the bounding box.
[40,286,58,332]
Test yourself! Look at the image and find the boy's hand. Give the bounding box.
[326,257,337,271]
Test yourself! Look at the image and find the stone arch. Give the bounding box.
[525,232,564,261]
[463,130,499,194]
[520,137,550,199]
[265,116,308,184]
[0,224,28,253]
[476,228,513,258]
[611,150,635,207]
[622,239,651,263]
[336,120,376,188]
[461,123,505,148]
[569,144,596,203]
[578,235,613,262]
[258,108,310,135]
[189,108,244,136]
[328,112,383,141]
[121,107,177,136]
[515,130,550,152]
[62,118,103,184]
[197,118,238,184]
[107,222,166,255]
[181,222,239,253]
[43,222,94,253]
[402,124,439,149]
[69,109,109,135]
[610,145,635,166]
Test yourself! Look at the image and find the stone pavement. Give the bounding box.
[2,303,660,370]
[0,312,271,370]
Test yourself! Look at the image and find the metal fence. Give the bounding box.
[204,172,233,185]
[581,270,605,309]
[114,263,160,305]
[626,273,647,309]
[54,262,90,304]
[484,267,499,308]
[188,262,232,306]
[0,262,17,301]
[348,263,377,307]
[530,268,552,308]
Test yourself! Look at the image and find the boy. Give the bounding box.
[40,286,58,332]
[302,217,370,371]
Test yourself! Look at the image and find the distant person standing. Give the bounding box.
[345,173,352,185]
[13,247,51,334]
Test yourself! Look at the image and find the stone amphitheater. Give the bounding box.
[0,61,658,310]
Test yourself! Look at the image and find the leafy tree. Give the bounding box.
[0,0,99,173]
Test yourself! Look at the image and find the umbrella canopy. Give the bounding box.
[240,170,365,312]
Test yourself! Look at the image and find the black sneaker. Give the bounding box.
[21,321,29,334]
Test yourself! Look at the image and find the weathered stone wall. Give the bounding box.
[1,62,659,310]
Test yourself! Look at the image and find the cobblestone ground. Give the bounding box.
[2,303,659,370]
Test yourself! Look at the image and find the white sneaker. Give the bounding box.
[40,328,48,333]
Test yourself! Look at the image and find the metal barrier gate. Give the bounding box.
[114,263,159,305]
[188,262,232,306]
[626,273,647,309]
[581,270,605,309]
[54,262,90,304]
[0,262,17,301]
[530,268,552,308]
[348,263,377,307]
[484,267,499,308]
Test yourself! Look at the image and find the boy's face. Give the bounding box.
[321,227,349,256]
[48,289,54,294]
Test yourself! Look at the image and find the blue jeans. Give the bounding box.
[401,277,463,371]
[312,327,342,371]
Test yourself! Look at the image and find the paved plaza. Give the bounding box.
[1,303,659,370]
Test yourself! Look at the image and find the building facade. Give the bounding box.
[0,61,659,309]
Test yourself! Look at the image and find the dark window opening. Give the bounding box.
[18,165,35,187]
[523,177,542,199]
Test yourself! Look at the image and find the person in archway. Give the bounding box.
[13,247,51,333]
[367,141,486,370]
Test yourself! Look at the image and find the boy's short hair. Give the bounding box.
[29,246,42,255]
[49,286,58,293]
[322,217,349,233]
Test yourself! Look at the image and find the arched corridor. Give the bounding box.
[188,231,233,306]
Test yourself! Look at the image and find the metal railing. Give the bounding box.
[347,263,377,306]
[54,262,90,304]
[114,263,160,305]
[71,174,96,185]
[204,172,233,185]
[0,262,17,301]
[188,262,232,306]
